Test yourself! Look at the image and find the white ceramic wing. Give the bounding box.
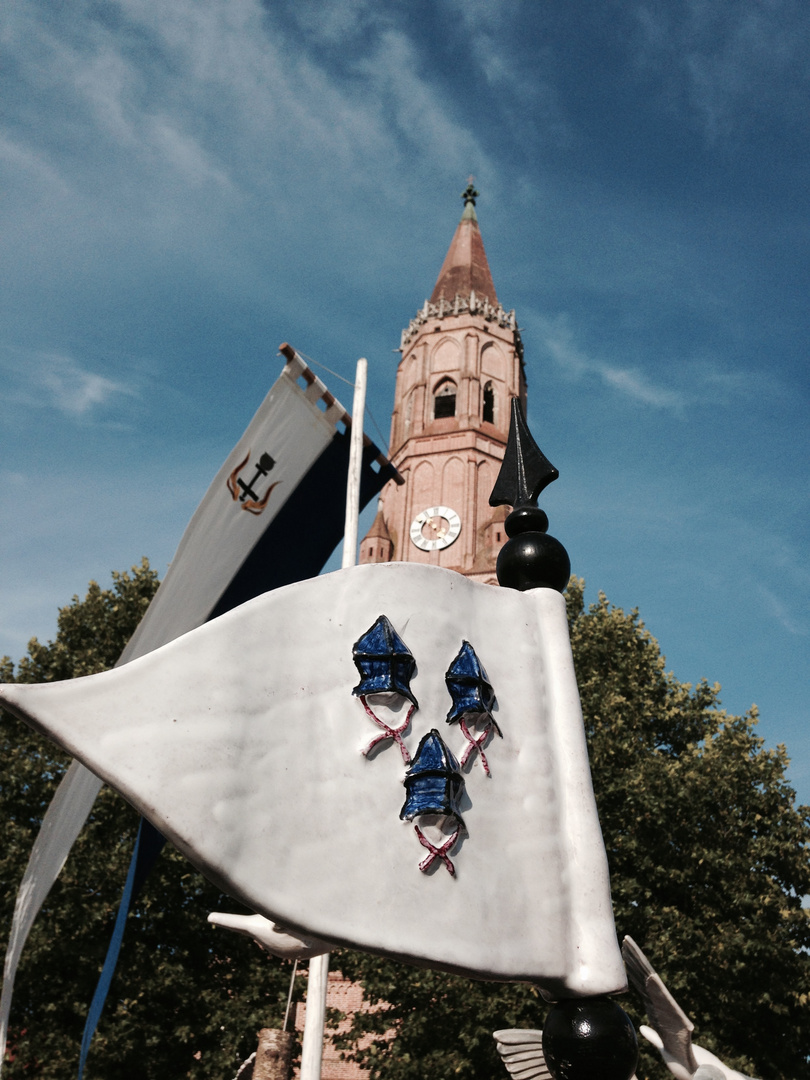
[208,912,331,959]
[623,936,696,1075]
[692,1045,760,1080]
[0,563,624,995]
[493,1029,552,1080]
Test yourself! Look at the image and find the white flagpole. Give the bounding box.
[342,358,367,571]
[299,954,329,1080]
[301,357,367,1080]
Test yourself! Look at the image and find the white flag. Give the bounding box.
[0,352,396,1068]
[0,563,625,998]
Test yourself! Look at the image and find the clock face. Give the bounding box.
[410,505,462,552]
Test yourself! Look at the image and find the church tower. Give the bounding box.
[359,185,526,582]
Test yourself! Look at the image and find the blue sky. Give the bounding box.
[1,0,808,804]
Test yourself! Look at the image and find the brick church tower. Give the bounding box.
[359,184,526,582]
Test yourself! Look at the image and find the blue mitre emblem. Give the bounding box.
[400,729,465,825]
[444,640,497,726]
[352,615,418,706]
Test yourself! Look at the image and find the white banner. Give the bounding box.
[0,564,625,997]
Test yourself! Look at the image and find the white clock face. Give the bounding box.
[410,505,462,551]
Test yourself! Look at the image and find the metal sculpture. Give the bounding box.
[489,398,570,594]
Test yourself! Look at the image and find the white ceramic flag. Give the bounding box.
[0,563,625,998]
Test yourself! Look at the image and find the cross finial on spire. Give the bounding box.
[462,178,479,207]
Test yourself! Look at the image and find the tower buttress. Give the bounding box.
[360,186,526,582]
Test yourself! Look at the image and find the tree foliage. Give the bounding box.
[334,580,810,1080]
[0,562,296,1079]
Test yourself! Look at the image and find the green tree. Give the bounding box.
[0,562,296,1079]
[334,579,810,1080]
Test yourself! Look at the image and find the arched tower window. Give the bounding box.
[433,378,457,419]
[482,381,494,424]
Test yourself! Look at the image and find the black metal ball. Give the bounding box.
[496,531,571,592]
[542,997,638,1080]
[504,505,549,537]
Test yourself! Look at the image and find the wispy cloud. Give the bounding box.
[444,0,570,146]
[0,133,71,193]
[38,353,136,416]
[633,1,810,145]
[531,313,687,410]
[354,30,485,174]
[287,0,384,46]
[0,0,491,239]
[526,311,788,413]
[2,351,137,419]
[755,583,807,637]
[687,358,791,407]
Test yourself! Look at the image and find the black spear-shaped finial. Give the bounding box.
[490,397,559,509]
[489,399,570,593]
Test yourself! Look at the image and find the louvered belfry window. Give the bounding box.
[483,381,494,424]
[434,380,456,419]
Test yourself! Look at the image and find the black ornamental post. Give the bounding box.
[489,398,638,1080]
[489,398,570,593]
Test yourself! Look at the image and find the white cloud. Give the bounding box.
[72,33,143,148]
[755,583,807,638]
[598,365,684,410]
[354,30,486,174]
[0,0,492,228]
[0,134,71,193]
[531,313,687,411]
[443,0,570,146]
[633,0,810,144]
[687,358,792,407]
[148,115,233,189]
[2,351,137,419]
[525,313,790,414]
[287,0,383,46]
[39,354,136,416]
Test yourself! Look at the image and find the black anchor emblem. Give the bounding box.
[227,450,279,515]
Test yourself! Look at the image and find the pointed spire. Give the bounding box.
[430,182,498,306]
[365,505,391,542]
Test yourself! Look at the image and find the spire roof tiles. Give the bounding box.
[365,506,391,542]
[429,186,498,307]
